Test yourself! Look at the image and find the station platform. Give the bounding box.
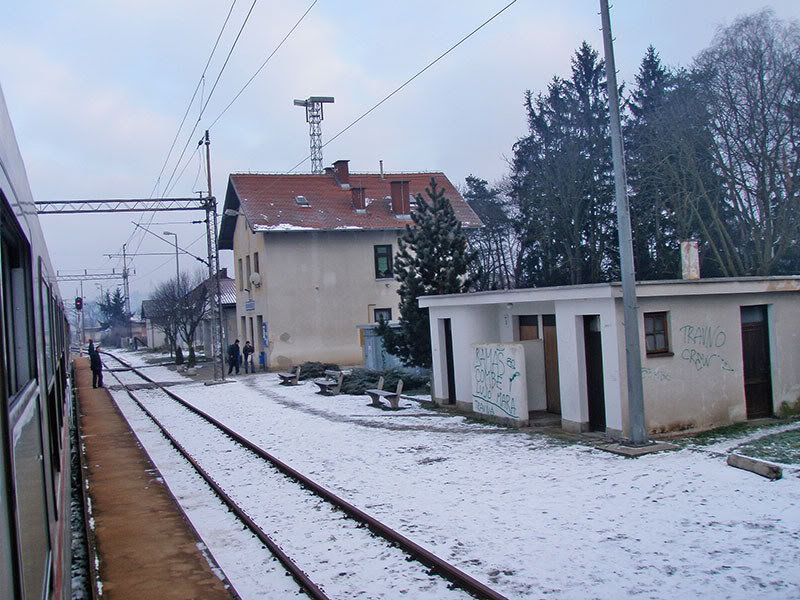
[74,357,236,599]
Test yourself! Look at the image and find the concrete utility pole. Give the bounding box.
[599,0,648,445]
[122,243,132,339]
[204,130,225,381]
[293,96,334,173]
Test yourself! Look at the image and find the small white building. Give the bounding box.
[420,277,800,438]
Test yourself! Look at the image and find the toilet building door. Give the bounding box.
[583,315,606,431]
[741,305,773,419]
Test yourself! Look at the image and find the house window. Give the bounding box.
[374,308,392,323]
[518,315,539,340]
[374,245,393,279]
[253,252,259,274]
[238,258,243,291]
[644,312,670,355]
[245,255,251,287]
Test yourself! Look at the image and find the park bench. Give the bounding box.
[313,370,345,395]
[366,376,404,410]
[277,366,301,386]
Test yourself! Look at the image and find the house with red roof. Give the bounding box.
[218,159,481,369]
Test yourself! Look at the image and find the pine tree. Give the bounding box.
[379,177,478,368]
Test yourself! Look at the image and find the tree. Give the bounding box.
[625,46,683,280]
[511,43,617,287]
[463,175,522,290]
[379,178,478,368]
[149,271,210,367]
[695,10,800,275]
[97,288,130,346]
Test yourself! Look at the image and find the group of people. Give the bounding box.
[226,339,255,375]
[87,339,103,389]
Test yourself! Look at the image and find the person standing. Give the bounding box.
[242,341,254,373]
[87,338,95,356]
[227,339,241,375]
[90,344,103,388]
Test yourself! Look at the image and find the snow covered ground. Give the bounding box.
[108,351,800,599]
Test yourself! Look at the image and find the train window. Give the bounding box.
[1,204,36,400]
[39,268,52,386]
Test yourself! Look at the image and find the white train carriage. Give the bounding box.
[0,83,73,599]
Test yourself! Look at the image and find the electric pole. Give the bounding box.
[599,0,648,445]
[204,130,225,381]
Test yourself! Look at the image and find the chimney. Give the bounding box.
[333,159,350,189]
[351,187,367,212]
[681,240,700,280]
[390,180,410,216]
[379,160,384,180]
[324,166,334,176]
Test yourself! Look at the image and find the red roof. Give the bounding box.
[219,169,481,248]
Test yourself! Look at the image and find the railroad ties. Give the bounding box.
[88,351,509,600]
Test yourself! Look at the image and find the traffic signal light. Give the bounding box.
[75,297,83,311]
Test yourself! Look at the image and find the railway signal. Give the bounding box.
[75,296,83,311]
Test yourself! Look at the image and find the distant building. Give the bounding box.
[218,159,481,369]
[196,269,237,359]
[140,300,167,349]
[420,277,800,435]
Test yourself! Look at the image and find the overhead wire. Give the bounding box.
[128,0,248,280]
[159,0,259,197]
[149,0,238,200]
[207,0,318,129]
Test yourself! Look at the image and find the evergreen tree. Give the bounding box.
[379,178,478,368]
[98,288,129,331]
[510,43,616,287]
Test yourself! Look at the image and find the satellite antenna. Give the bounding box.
[293,96,334,173]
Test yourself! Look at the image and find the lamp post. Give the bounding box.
[163,231,179,284]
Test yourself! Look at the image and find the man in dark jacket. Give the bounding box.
[227,339,241,375]
[242,341,254,373]
[90,345,103,388]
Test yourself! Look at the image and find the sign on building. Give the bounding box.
[471,343,528,422]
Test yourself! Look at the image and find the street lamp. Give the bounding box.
[163,231,179,283]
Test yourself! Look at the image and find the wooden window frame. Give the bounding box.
[644,311,671,356]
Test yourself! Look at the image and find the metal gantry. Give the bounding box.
[36,195,226,381]
[293,96,334,174]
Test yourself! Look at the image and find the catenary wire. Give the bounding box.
[149,0,239,200]
[159,0,259,197]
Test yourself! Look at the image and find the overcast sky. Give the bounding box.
[1,1,798,311]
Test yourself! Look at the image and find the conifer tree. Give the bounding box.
[379,177,478,368]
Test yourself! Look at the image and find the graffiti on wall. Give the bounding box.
[679,324,735,373]
[472,343,526,419]
[641,366,672,382]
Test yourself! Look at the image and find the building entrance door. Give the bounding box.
[583,315,605,431]
[542,315,561,414]
[443,319,456,405]
[741,305,773,419]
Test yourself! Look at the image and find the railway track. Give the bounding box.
[101,351,508,600]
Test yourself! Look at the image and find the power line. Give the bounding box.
[160,0,259,197]
[286,0,519,174]
[150,0,239,200]
[208,0,318,129]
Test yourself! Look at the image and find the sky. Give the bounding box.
[1,1,798,311]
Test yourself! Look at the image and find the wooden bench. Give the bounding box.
[277,366,301,385]
[313,370,344,395]
[366,377,404,409]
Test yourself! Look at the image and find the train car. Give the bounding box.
[0,82,73,599]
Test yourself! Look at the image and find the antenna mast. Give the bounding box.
[293,96,334,173]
